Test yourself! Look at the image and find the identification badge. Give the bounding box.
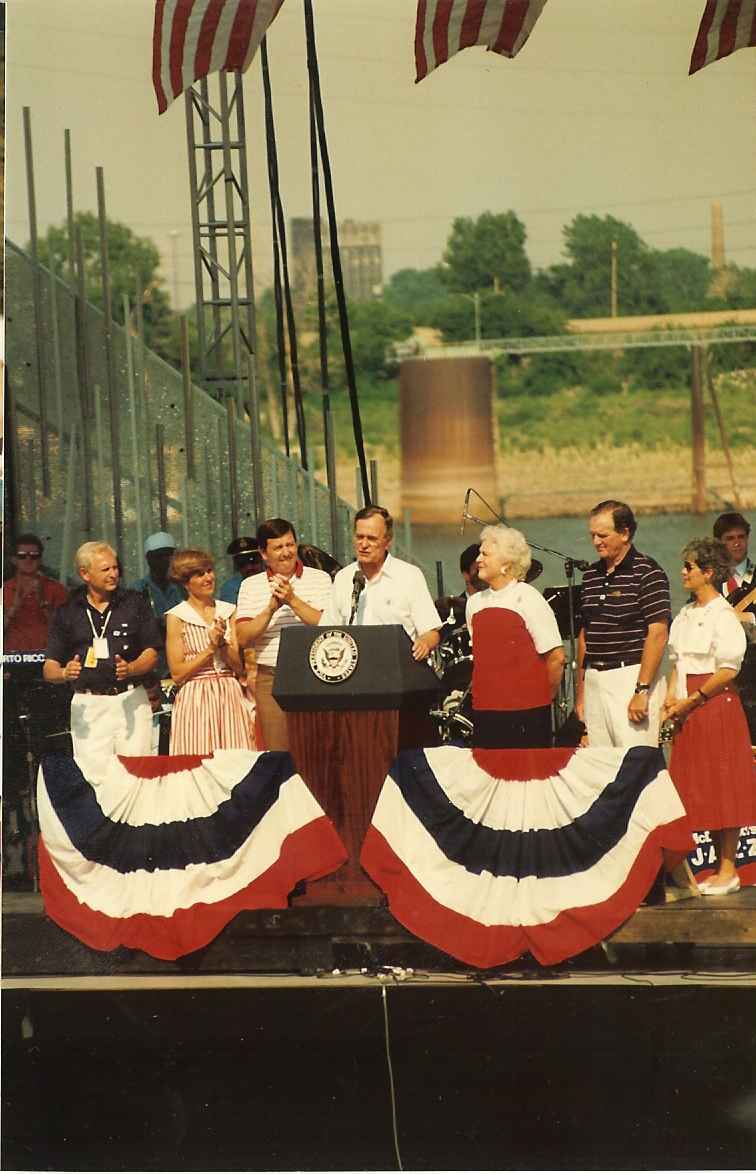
[84,644,98,669]
[93,637,110,659]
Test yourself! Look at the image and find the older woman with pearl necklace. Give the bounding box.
[662,537,756,896]
[466,524,565,748]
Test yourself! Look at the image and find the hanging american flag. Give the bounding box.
[153,0,286,114]
[689,0,756,73]
[415,0,548,83]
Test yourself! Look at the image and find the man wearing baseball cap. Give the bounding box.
[130,532,186,679]
[131,532,186,619]
[219,535,264,605]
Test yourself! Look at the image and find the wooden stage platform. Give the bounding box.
[3,887,755,981]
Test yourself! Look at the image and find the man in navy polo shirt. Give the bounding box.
[44,541,161,778]
[575,500,671,748]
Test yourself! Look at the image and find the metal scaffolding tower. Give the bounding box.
[184,71,257,408]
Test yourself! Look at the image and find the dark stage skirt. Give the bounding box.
[37,750,347,960]
[668,674,756,832]
[361,743,693,969]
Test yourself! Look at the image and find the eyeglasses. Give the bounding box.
[15,551,40,560]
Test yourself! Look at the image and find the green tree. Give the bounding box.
[540,214,664,318]
[431,288,565,343]
[383,266,447,319]
[35,212,175,359]
[337,298,413,379]
[441,211,531,294]
[651,247,712,313]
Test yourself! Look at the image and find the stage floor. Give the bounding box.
[3,887,756,982]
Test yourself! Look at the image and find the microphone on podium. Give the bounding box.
[349,569,366,624]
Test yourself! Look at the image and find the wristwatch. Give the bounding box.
[633,683,650,694]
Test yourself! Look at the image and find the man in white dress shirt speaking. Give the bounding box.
[326,506,442,661]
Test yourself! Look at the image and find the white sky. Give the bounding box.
[5,0,756,309]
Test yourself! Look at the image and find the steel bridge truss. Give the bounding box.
[185,72,257,405]
[413,323,756,360]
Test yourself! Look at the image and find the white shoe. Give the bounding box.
[699,875,741,897]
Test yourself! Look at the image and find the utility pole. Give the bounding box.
[610,239,618,318]
[690,345,706,513]
[474,291,481,344]
[168,229,180,310]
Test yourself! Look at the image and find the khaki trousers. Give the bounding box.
[255,664,289,751]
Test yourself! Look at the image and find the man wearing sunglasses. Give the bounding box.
[3,533,68,652]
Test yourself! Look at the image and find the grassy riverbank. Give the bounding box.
[300,370,756,517]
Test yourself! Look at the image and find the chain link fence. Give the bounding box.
[5,241,423,584]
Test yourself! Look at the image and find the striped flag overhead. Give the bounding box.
[689,0,756,73]
[153,0,286,114]
[415,0,548,83]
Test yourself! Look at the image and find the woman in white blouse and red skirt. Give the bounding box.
[663,537,756,896]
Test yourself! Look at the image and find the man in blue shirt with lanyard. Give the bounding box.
[44,541,161,779]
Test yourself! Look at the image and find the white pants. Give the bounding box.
[584,665,665,749]
[70,686,154,780]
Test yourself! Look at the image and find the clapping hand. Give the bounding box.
[208,618,227,648]
[271,575,293,605]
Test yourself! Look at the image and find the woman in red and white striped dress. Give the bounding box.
[165,549,254,755]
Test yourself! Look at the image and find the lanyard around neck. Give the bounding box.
[86,606,112,641]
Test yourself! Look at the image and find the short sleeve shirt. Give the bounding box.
[129,575,186,619]
[668,595,746,696]
[236,564,332,667]
[3,575,68,651]
[46,587,162,691]
[326,554,442,640]
[466,581,562,654]
[581,546,671,666]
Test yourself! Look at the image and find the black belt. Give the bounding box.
[75,684,135,696]
[585,657,641,672]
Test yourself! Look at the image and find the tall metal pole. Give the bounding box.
[180,316,196,481]
[322,393,339,560]
[96,166,124,553]
[64,129,76,286]
[134,272,156,525]
[304,0,370,506]
[156,423,168,530]
[610,239,618,318]
[74,226,94,533]
[247,352,265,523]
[691,345,707,513]
[48,257,65,464]
[124,294,145,562]
[703,349,742,507]
[23,106,51,497]
[226,398,241,537]
[218,72,244,409]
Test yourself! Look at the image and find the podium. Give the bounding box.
[273,625,441,904]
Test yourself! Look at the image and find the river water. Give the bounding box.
[411,509,749,614]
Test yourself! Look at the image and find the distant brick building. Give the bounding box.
[291,217,383,303]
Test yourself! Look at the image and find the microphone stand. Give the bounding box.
[460,487,589,733]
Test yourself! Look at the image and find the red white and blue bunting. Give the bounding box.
[38,750,347,960]
[361,744,693,968]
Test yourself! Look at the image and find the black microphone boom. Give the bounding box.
[349,569,366,624]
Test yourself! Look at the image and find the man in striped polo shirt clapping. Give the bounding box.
[576,500,671,748]
[236,518,332,751]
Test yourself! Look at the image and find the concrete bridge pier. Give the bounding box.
[399,356,499,525]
